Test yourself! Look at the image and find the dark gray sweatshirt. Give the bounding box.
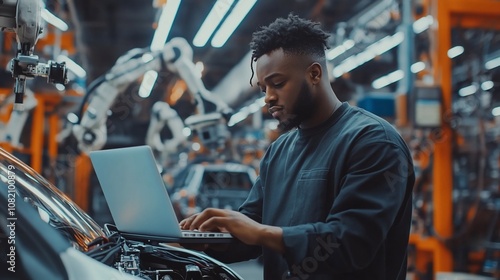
[207,102,415,280]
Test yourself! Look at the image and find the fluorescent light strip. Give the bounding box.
[368,32,404,55]
[327,15,434,78]
[411,61,425,73]
[458,84,478,97]
[56,55,86,78]
[413,15,433,34]
[138,70,159,98]
[334,32,404,77]
[193,0,234,47]
[228,111,249,126]
[326,39,355,60]
[150,0,181,51]
[481,81,494,91]
[228,96,265,126]
[492,106,500,116]
[41,9,69,31]
[143,0,181,99]
[485,57,500,70]
[372,69,404,89]
[211,0,257,48]
[447,46,464,58]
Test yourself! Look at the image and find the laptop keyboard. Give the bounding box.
[181,230,231,238]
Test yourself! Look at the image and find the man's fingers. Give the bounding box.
[179,220,188,229]
[179,214,198,230]
[189,208,227,230]
[199,216,227,232]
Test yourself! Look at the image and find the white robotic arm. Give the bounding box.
[1,88,37,147]
[71,47,165,152]
[72,37,231,153]
[0,0,40,51]
[164,38,230,115]
[145,101,185,156]
[1,0,67,110]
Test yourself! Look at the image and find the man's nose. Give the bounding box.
[264,89,277,105]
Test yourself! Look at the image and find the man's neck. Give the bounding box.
[300,92,341,129]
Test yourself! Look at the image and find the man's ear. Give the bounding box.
[308,63,322,84]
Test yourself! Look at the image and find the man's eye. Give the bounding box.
[273,82,284,88]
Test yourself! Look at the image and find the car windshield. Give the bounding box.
[0,148,105,252]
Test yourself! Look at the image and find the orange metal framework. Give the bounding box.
[410,0,500,277]
[0,93,63,174]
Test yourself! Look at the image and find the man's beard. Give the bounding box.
[277,81,314,132]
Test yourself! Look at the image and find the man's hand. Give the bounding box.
[179,208,284,253]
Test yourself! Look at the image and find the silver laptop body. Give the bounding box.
[89,145,232,243]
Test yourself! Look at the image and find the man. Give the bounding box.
[180,14,414,280]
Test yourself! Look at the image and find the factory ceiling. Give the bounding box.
[64,0,391,97]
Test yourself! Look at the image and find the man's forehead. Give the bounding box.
[256,49,305,72]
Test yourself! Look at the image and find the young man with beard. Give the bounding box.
[180,14,415,280]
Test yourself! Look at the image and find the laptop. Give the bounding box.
[89,145,233,243]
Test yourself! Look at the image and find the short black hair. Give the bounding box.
[249,14,330,84]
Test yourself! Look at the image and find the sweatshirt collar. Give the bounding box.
[298,102,349,137]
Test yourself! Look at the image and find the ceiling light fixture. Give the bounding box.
[150,0,181,51]
[492,106,500,117]
[485,57,500,70]
[329,13,433,78]
[372,70,404,89]
[458,84,478,97]
[481,81,494,91]
[228,96,264,126]
[413,15,433,34]
[411,61,425,73]
[138,70,159,98]
[211,0,257,48]
[142,0,181,99]
[193,0,234,47]
[447,46,464,58]
[41,8,68,31]
[333,32,404,78]
[326,39,355,60]
[361,62,424,89]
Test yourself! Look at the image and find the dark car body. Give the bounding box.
[0,148,243,279]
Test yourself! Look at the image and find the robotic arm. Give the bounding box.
[0,0,67,110]
[72,37,231,153]
[0,0,40,51]
[145,101,186,159]
[1,88,37,146]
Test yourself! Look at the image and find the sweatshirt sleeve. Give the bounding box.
[281,140,414,274]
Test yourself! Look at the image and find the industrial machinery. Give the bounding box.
[0,2,243,279]
[0,146,243,279]
[70,37,232,155]
[402,1,500,279]
[0,0,67,110]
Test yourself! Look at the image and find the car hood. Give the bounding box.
[0,148,105,252]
